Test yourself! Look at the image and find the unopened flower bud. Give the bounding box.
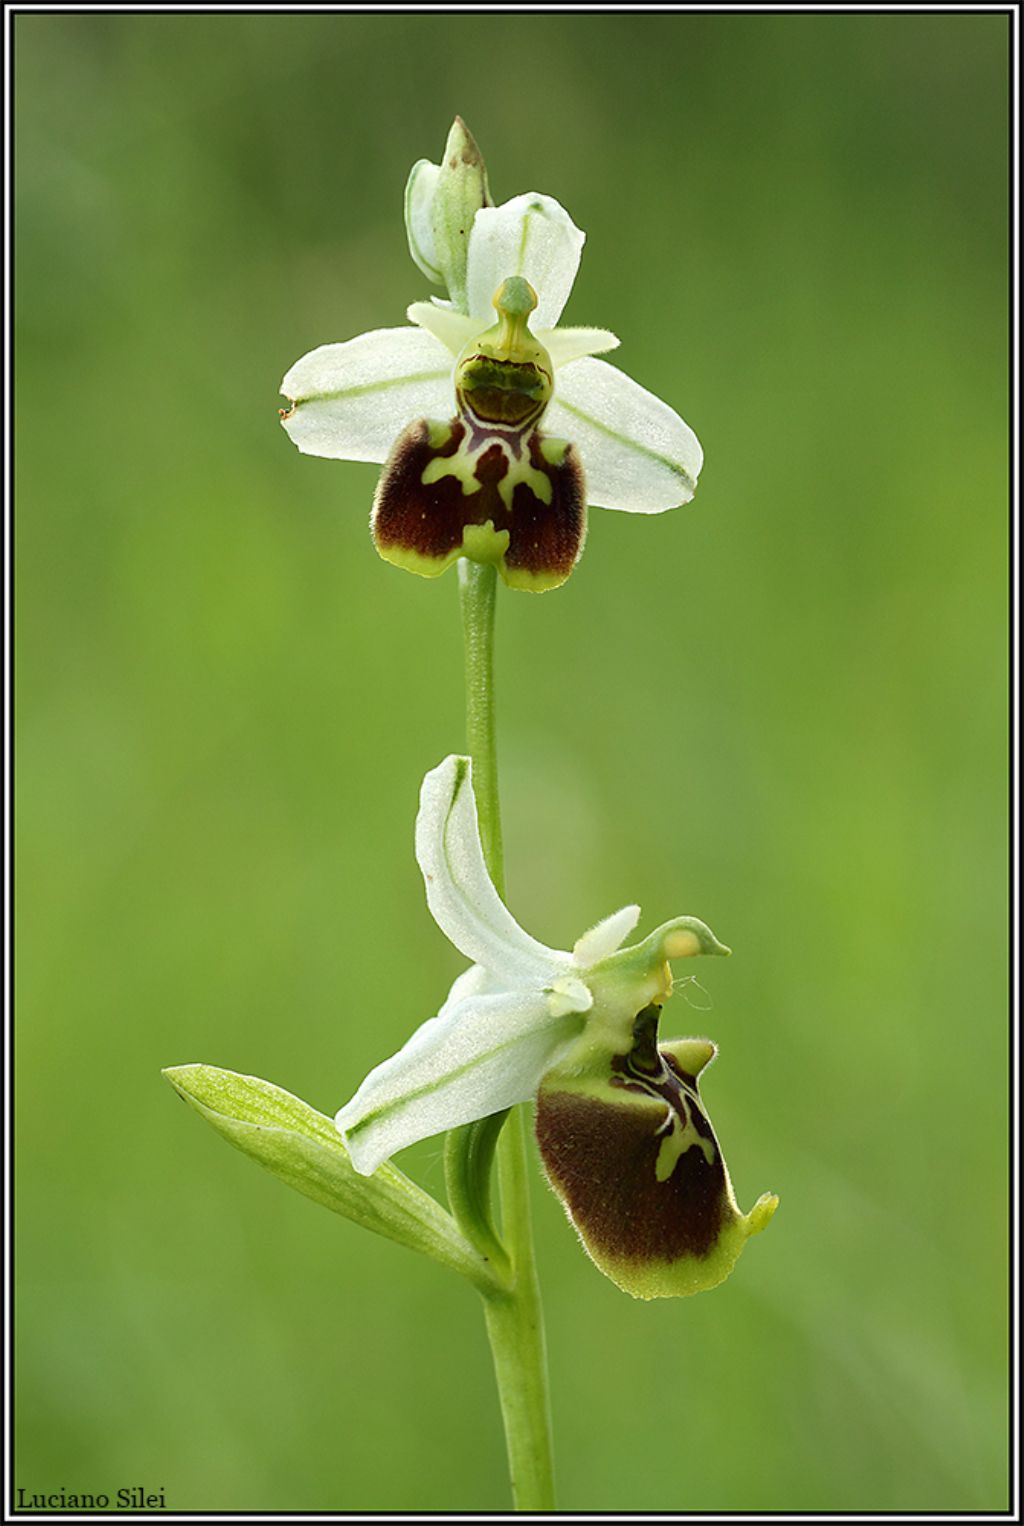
[404,117,492,313]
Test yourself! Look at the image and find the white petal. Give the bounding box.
[336,987,584,1175]
[572,905,642,967]
[280,328,454,464]
[416,757,566,984]
[404,159,443,284]
[546,357,704,511]
[547,975,594,1018]
[466,192,585,329]
[540,326,620,369]
[407,300,482,357]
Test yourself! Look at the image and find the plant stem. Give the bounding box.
[457,559,556,1512]
[459,560,504,892]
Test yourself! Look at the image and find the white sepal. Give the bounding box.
[280,328,454,463]
[436,962,493,1013]
[336,986,585,1175]
[546,356,704,511]
[416,757,566,985]
[466,192,585,330]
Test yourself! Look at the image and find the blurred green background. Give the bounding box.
[15,12,1009,1513]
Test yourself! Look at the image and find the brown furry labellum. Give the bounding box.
[371,416,586,593]
[536,1005,777,1299]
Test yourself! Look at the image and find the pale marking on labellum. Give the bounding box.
[616,1035,716,1182]
[420,433,553,513]
[653,1084,716,1182]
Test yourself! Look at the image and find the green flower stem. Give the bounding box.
[458,560,504,885]
[455,559,556,1512]
[483,1114,556,1512]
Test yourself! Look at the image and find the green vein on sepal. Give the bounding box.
[554,395,697,490]
[289,368,450,408]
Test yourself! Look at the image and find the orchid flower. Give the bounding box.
[336,756,777,1299]
[280,178,703,592]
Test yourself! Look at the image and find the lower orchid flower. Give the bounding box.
[336,755,777,1299]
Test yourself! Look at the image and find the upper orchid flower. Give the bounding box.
[280,136,703,592]
[335,756,777,1299]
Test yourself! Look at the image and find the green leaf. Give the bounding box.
[163,1064,501,1291]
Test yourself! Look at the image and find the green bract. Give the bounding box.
[279,127,704,592]
[335,756,777,1299]
[162,1063,501,1292]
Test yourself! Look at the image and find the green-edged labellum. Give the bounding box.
[372,416,586,592]
[535,1005,777,1299]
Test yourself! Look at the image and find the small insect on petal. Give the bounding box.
[371,417,587,592]
[535,1005,777,1299]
